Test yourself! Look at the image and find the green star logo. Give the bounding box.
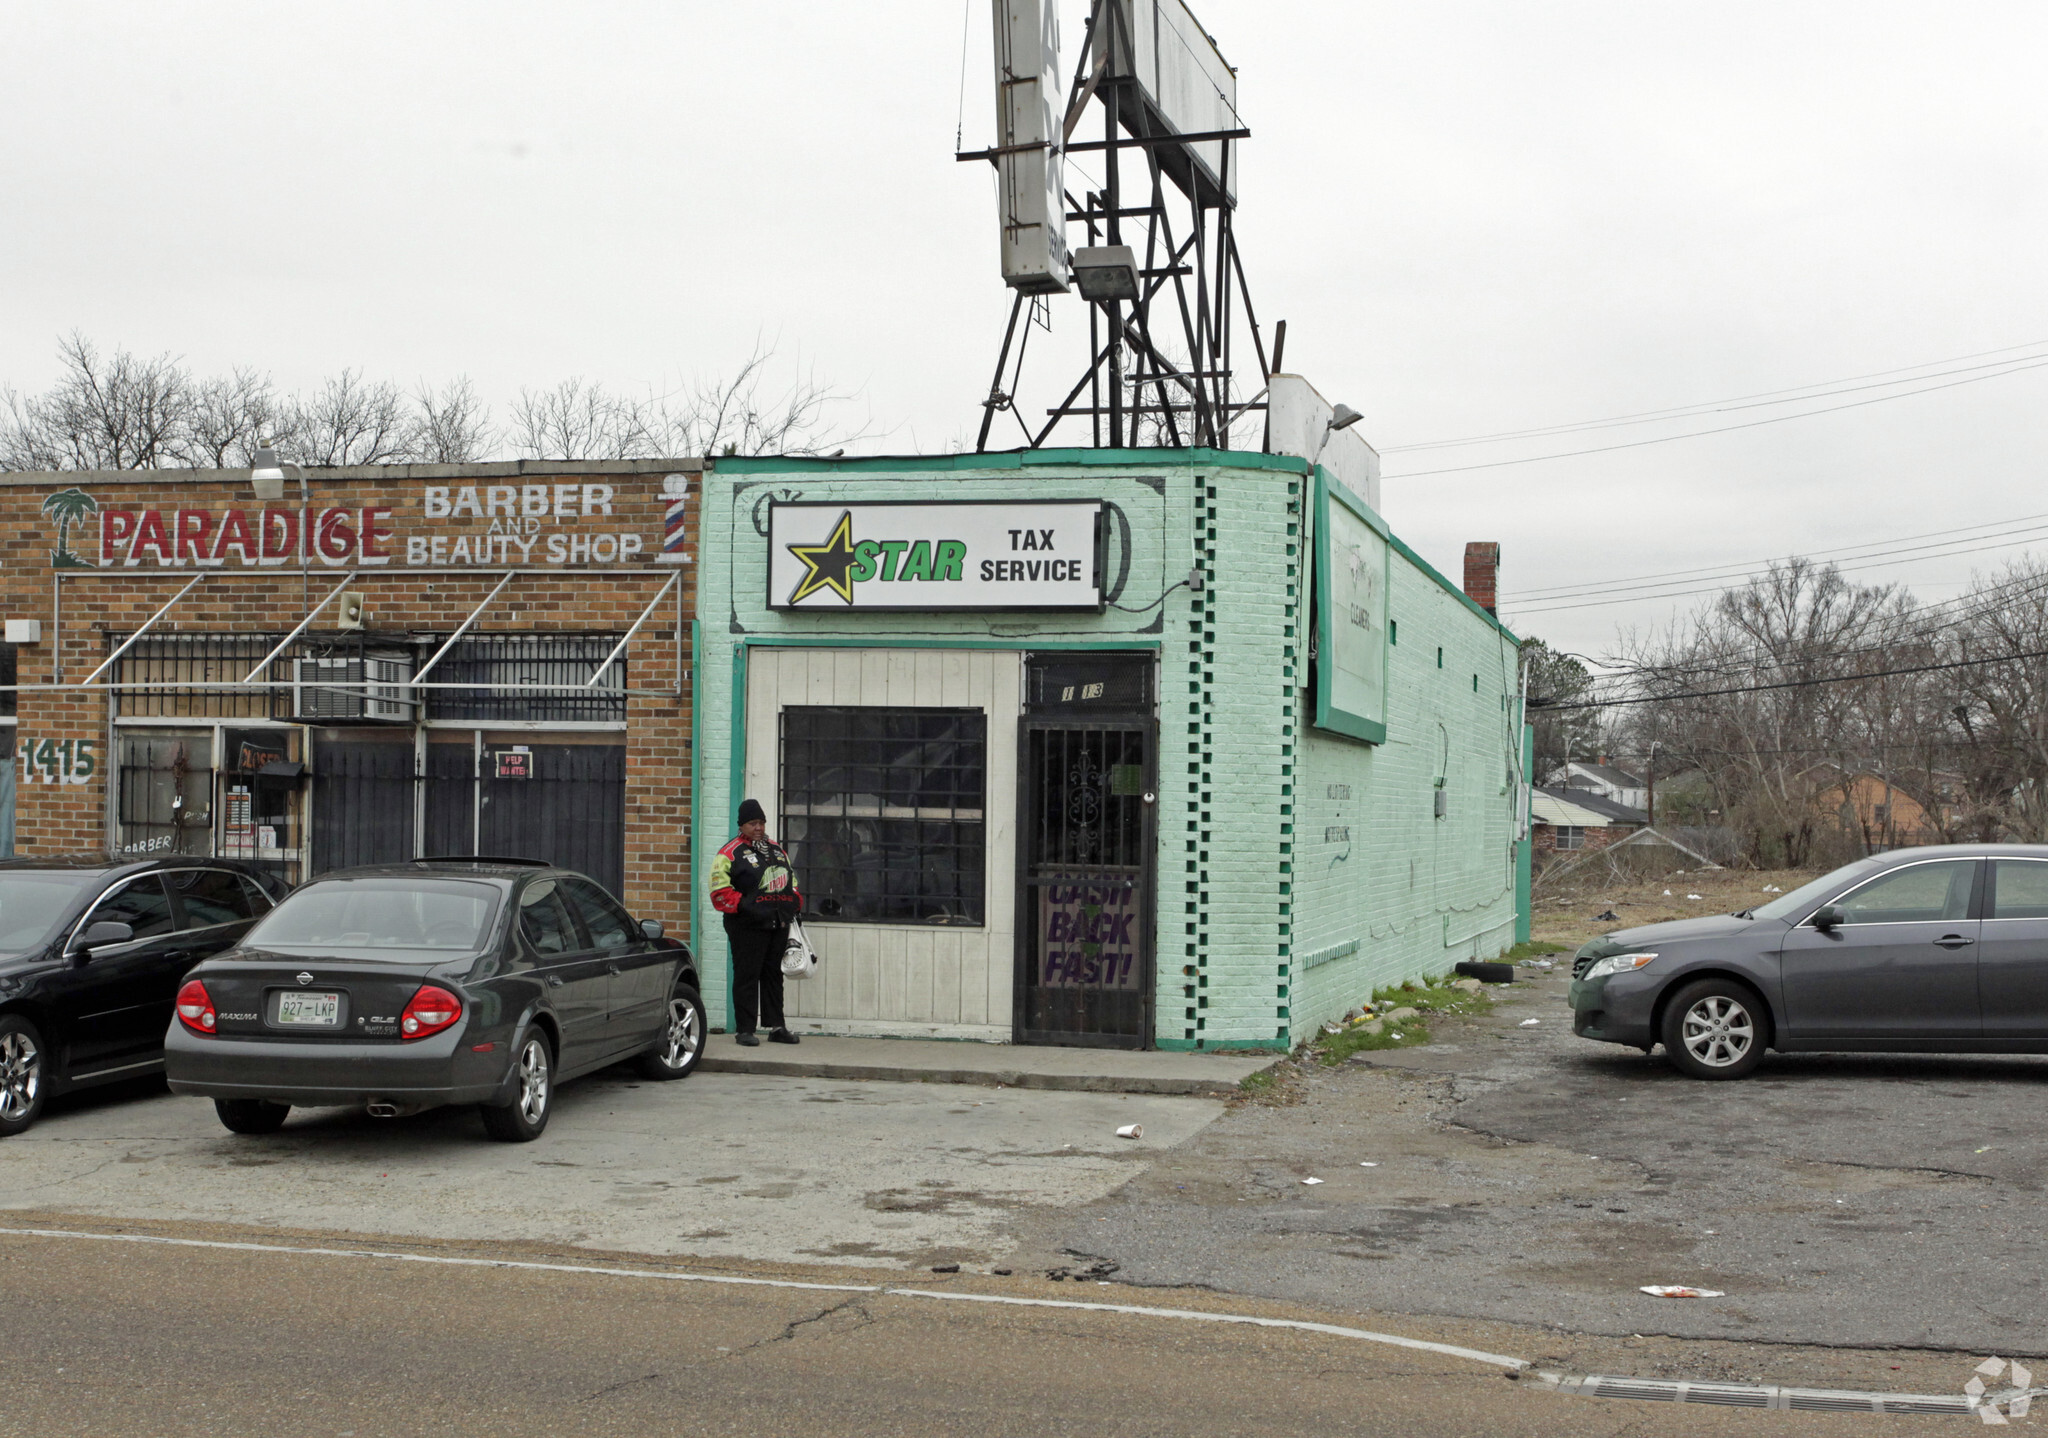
[785,510,859,605]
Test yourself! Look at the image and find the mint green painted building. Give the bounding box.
[693,450,1523,1051]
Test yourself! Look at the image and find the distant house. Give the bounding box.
[1810,768,1961,851]
[1532,785,1648,861]
[1550,759,1648,812]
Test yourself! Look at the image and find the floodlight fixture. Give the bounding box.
[1070,246,1141,303]
[250,446,288,501]
[1327,405,1364,433]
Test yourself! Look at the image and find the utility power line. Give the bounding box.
[1382,356,2048,479]
[1533,644,2048,712]
[1383,339,2048,453]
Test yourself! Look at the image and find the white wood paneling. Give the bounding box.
[746,647,1020,1039]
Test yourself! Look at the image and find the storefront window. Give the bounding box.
[117,730,216,859]
[780,707,985,925]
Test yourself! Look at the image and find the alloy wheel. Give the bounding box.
[516,1038,551,1125]
[0,1030,40,1122]
[660,997,701,1070]
[1681,995,1754,1069]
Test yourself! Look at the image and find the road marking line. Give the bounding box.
[0,1227,876,1295]
[0,1224,1524,1368]
[882,1288,1531,1368]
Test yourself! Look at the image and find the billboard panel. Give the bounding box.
[1100,0,1240,204]
[992,0,1069,294]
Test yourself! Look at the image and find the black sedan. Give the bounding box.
[0,854,289,1137]
[164,859,702,1141]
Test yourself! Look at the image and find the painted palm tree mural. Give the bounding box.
[40,488,98,569]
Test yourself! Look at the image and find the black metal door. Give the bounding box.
[312,732,415,873]
[1015,720,1154,1047]
[480,742,627,898]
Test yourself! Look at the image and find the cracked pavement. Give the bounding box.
[1021,966,2048,1357]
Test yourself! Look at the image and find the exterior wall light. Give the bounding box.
[249,446,303,502]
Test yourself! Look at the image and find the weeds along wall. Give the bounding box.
[696,451,1516,1051]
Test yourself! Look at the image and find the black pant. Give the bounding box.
[727,923,787,1034]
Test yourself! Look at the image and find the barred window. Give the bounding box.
[426,634,624,723]
[780,707,985,926]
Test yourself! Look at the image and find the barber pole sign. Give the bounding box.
[658,473,692,564]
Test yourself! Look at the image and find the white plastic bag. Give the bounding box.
[780,919,819,979]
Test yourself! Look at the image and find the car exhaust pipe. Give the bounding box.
[365,1101,419,1119]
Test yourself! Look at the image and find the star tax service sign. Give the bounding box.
[767,500,1102,611]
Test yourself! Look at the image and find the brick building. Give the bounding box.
[0,461,696,934]
[694,450,1523,1051]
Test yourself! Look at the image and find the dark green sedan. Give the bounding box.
[165,858,702,1141]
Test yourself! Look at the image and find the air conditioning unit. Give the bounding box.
[293,653,413,721]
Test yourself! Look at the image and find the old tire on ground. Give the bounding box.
[480,1031,553,1142]
[0,1013,49,1138]
[1660,978,1769,1080]
[214,1099,290,1134]
[637,984,705,1081]
[1455,961,1516,984]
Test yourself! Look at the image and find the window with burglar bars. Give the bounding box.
[780,706,986,926]
[428,634,624,722]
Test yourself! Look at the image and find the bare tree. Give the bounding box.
[407,376,494,463]
[0,333,193,470]
[509,378,655,461]
[182,367,282,468]
[277,369,411,466]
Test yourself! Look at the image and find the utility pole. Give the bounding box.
[1646,742,1659,827]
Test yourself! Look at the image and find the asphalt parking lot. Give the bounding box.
[0,1065,1221,1268]
[1047,965,2048,1358]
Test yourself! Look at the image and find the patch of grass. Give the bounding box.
[1308,974,1496,1067]
[1503,940,1568,960]
[1238,1069,1278,1094]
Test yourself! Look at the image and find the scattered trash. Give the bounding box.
[1321,1021,1345,1036]
[1520,1019,1541,1027]
[991,1267,1013,1276]
[930,1263,961,1273]
[1115,1123,1144,1140]
[1641,1285,1724,1298]
[1360,1161,1378,1167]
[1687,893,1704,901]
[1045,1260,1119,1282]
[1595,910,1619,922]
[1762,885,1782,893]
[1976,1145,1993,1153]
[1302,1177,1324,1185]
[1662,889,1672,896]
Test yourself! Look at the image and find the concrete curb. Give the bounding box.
[697,1055,1273,1097]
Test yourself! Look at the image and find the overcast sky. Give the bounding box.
[5,2,2044,661]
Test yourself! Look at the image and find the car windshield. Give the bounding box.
[1747,859,1883,922]
[246,878,502,960]
[0,872,95,952]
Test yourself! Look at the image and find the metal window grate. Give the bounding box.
[428,633,625,722]
[780,706,985,925]
[112,634,416,720]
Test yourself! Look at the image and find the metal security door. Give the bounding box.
[1015,720,1154,1047]
[479,741,627,897]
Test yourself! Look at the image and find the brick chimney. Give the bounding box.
[1463,542,1500,615]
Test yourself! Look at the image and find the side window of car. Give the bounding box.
[81,876,176,944]
[561,878,635,950]
[1993,860,2048,920]
[1835,860,1976,924]
[169,868,258,929]
[517,879,580,957]
[238,875,276,914]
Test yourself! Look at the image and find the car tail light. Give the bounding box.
[400,984,462,1040]
[175,978,217,1035]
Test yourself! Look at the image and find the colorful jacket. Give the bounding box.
[710,835,804,930]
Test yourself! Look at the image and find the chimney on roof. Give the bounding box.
[1463,542,1500,615]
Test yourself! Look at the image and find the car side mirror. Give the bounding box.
[641,918,665,941]
[73,920,135,961]
[1811,905,1844,933]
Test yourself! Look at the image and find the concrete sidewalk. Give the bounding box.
[699,1035,1279,1096]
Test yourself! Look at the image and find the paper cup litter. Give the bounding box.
[1115,1123,1143,1140]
